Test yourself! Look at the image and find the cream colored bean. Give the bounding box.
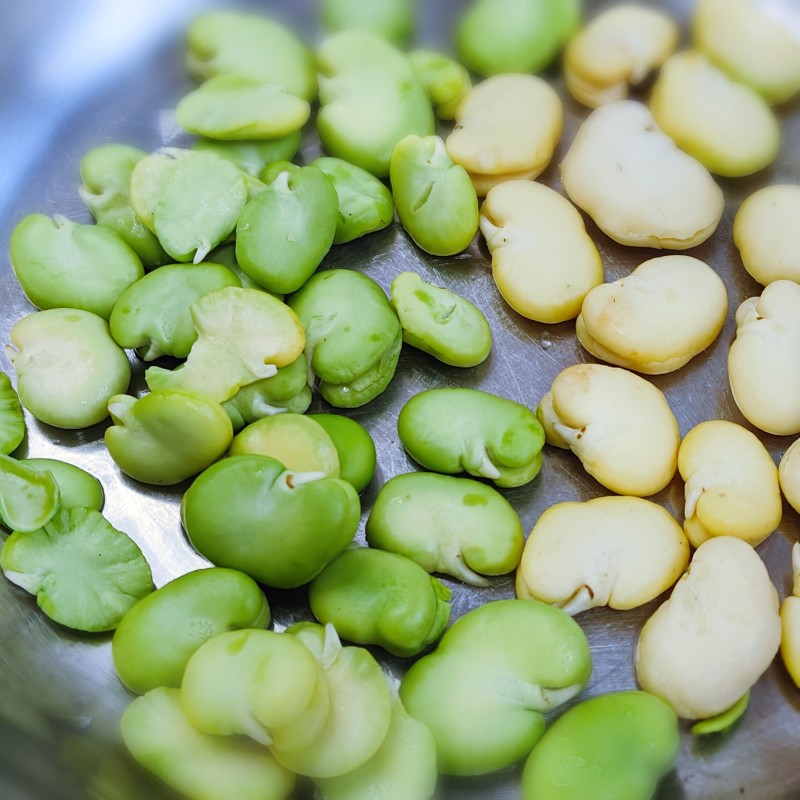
[537,363,680,497]
[636,536,780,720]
[516,495,689,615]
[564,5,678,108]
[693,0,800,105]
[779,543,800,689]
[560,100,724,250]
[650,51,780,178]
[728,280,800,436]
[479,181,603,324]
[445,74,562,197]
[734,185,800,286]
[678,420,782,549]
[779,438,800,515]
[577,255,727,375]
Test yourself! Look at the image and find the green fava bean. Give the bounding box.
[78,144,168,267]
[9,214,144,319]
[307,414,376,492]
[390,271,491,367]
[320,0,415,45]
[309,548,452,657]
[236,165,339,294]
[398,388,545,487]
[315,700,438,800]
[129,151,178,235]
[154,151,248,264]
[180,628,331,751]
[391,135,479,256]
[409,50,472,121]
[457,0,581,76]
[106,390,233,485]
[399,598,592,776]
[223,354,310,430]
[280,622,393,778]
[313,157,395,244]
[230,414,340,477]
[109,261,241,360]
[112,567,270,694]
[288,269,402,408]
[145,287,305,403]
[186,11,317,102]
[192,132,301,177]
[21,458,104,512]
[691,691,750,735]
[0,507,153,632]
[181,455,360,588]
[521,691,679,800]
[7,309,131,429]
[366,472,523,585]
[317,31,435,178]
[121,687,296,800]
[0,453,60,532]
[0,372,25,455]
[207,242,279,293]
[176,76,310,141]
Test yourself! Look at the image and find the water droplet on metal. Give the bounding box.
[540,335,553,351]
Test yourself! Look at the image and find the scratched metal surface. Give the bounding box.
[1,0,799,798]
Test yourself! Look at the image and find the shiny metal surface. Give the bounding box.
[1,1,799,798]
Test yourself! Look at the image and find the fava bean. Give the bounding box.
[21,458,104,512]
[320,0,415,45]
[0,372,24,456]
[780,543,800,689]
[307,414,376,492]
[192,133,301,177]
[408,50,471,120]
[0,453,60,532]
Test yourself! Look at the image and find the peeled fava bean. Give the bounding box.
[692,0,800,105]
[728,280,800,436]
[317,31,434,178]
[516,496,690,614]
[780,543,800,689]
[121,687,296,800]
[0,372,24,456]
[390,271,492,367]
[780,439,800,516]
[576,255,728,375]
[7,309,131,429]
[561,101,724,249]
[398,388,545,488]
[320,0,415,45]
[309,548,452,658]
[145,287,305,404]
[0,507,153,633]
[106,390,233,485]
[186,11,317,102]
[21,458,104,512]
[306,414,377,493]
[650,51,780,178]
[734,185,800,286]
[112,567,270,694]
[679,420,782,549]
[181,455,360,589]
[636,536,781,720]
[10,214,144,319]
[0,453,60,532]
[537,363,680,497]
[192,133,301,178]
[480,180,604,324]
[456,0,579,77]
[366,471,524,586]
[235,165,339,294]
[564,5,679,108]
[446,75,563,197]
[399,598,591,776]
[408,50,471,120]
[391,135,478,256]
[521,691,679,800]
[288,270,402,409]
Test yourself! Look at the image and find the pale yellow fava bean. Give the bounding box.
[779,542,800,689]
[577,255,727,375]
[734,185,800,286]
[636,536,781,720]
[650,51,780,178]
[564,5,678,108]
[537,363,680,497]
[516,495,689,615]
[779,439,800,515]
[479,181,603,324]
[678,420,782,549]
[560,100,724,250]
[693,0,800,105]
[445,74,563,197]
[728,280,800,436]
